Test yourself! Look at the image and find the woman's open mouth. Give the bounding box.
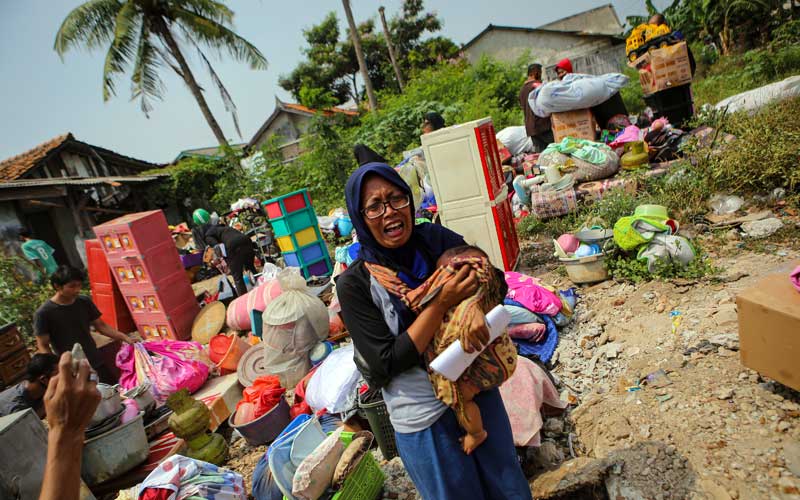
[384,220,405,238]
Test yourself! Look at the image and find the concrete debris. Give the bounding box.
[741,217,784,238]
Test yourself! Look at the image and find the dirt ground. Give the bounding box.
[224,215,800,500]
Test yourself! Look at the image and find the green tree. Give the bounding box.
[279,0,457,107]
[54,0,267,146]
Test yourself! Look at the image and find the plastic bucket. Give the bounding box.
[560,253,609,284]
[357,394,398,460]
[228,397,290,446]
[218,334,251,373]
[226,279,282,331]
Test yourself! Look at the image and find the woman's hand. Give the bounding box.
[461,311,490,354]
[436,265,478,311]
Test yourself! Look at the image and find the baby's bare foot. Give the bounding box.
[461,430,488,455]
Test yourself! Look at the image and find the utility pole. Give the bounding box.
[378,6,405,92]
[342,0,377,112]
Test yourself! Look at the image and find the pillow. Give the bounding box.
[292,428,344,500]
[331,431,374,489]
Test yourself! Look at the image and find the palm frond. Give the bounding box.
[182,28,243,139]
[131,16,164,116]
[173,8,267,70]
[178,0,234,25]
[102,1,141,101]
[54,0,123,56]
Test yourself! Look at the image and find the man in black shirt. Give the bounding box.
[34,265,135,384]
[0,353,58,417]
[195,221,256,296]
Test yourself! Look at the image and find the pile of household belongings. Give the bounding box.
[613,204,696,272]
[502,270,576,365]
[510,117,693,220]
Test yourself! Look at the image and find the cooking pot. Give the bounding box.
[91,384,122,426]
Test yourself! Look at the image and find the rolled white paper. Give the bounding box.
[429,305,511,382]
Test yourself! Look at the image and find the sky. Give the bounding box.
[0,0,667,164]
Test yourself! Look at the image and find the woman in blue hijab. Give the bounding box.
[336,163,531,500]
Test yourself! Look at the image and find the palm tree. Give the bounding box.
[55,0,267,147]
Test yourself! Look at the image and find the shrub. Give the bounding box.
[0,256,53,346]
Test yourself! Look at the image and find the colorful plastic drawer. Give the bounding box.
[295,226,320,247]
[269,209,317,237]
[283,242,327,267]
[262,189,312,219]
[305,259,332,278]
[275,226,321,253]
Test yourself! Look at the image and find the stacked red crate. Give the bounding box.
[93,210,199,341]
[85,239,135,333]
[491,197,520,271]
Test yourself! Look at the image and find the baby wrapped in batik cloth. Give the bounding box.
[364,245,517,453]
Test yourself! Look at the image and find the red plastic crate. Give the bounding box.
[474,122,506,200]
[491,198,520,271]
[133,300,198,341]
[85,239,135,333]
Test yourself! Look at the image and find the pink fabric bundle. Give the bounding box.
[791,265,800,292]
[116,341,210,403]
[499,356,567,447]
[508,323,547,342]
[504,271,563,316]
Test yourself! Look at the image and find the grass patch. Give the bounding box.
[692,43,800,107]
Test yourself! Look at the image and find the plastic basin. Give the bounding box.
[560,252,609,284]
[209,334,232,364]
[228,398,290,446]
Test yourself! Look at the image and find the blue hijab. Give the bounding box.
[345,162,464,288]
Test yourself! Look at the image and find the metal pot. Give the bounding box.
[82,412,148,485]
[123,383,155,414]
[91,384,122,426]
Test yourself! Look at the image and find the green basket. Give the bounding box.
[332,431,385,500]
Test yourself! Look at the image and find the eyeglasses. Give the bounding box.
[362,194,410,219]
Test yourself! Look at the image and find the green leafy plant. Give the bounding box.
[0,257,53,346]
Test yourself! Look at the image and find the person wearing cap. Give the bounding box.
[555,58,573,80]
[192,208,256,296]
[421,112,445,134]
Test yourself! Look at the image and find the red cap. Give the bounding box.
[555,58,573,73]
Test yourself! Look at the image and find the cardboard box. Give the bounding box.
[551,109,597,142]
[630,41,692,95]
[736,268,800,391]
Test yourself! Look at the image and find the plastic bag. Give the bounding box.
[236,375,286,422]
[496,126,534,156]
[116,341,210,403]
[529,73,629,118]
[305,344,360,415]
[261,269,329,387]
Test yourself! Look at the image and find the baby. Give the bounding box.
[427,246,517,454]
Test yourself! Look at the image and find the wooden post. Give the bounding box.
[378,6,404,92]
[343,0,378,112]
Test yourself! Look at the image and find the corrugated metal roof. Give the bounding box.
[0,175,167,189]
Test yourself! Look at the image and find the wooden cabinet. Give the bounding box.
[0,323,29,389]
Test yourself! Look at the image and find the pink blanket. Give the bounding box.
[504,271,563,316]
[499,356,567,447]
